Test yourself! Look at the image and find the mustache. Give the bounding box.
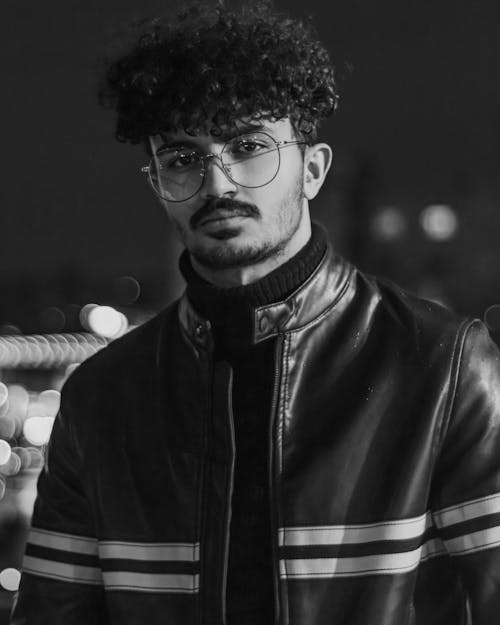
[190,198,260,229]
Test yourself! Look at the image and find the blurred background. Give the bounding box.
[1,0,499,619]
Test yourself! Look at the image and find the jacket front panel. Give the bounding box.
[91,319,240,625]
[12,245,500,625]
[13,311,234,625]
[275,270,468,624]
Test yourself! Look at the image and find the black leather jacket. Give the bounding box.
[12,244,500,624]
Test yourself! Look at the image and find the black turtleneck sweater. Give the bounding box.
[179,223,327,624]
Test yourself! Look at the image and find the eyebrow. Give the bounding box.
[155,122,268,153]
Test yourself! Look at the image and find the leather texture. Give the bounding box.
[11,242,500,625]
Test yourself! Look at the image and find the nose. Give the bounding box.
[199,155,238,198]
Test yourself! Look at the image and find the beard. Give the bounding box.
[188,178,304,271]
[190,228,285,269]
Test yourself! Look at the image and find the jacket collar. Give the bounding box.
[178,240,353,350]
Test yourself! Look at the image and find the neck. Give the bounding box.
[191,210,312,288]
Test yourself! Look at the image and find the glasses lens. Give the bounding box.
[221,132,279,188]
[149,149,204,201]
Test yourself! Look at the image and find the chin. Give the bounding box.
[191,236,276,270]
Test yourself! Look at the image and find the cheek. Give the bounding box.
[165,201,196,227]
[269,158,304,195]
[161,206,193,242]
[253,165,303,211]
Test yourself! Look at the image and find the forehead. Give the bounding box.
[149,117,294,151]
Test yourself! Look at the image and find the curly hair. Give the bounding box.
[99,0,339,146]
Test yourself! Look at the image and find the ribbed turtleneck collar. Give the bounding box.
[179,222,328,351]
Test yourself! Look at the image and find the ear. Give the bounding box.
[303,143,333,200]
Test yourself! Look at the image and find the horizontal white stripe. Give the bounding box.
[420,537,447,562]
[23,555,103,585]
[280,548,422,579]
[280,536,451,579]
[103,571,199,593]
[27,530,200,562]
[279,513,430,546]
[28,528,98,555]
[434,492,500,528]
[445,525,500,556]
[99,541,199,561]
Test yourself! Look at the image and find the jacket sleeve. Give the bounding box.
[10,384,108,624]
[431,319,500,623]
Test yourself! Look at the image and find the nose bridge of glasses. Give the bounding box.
[201,151,224,169]
[200,152,234,181]
[198,151,238,195]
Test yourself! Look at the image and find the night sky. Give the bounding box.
[2,0,500,313]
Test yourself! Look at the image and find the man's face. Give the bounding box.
[148,118,306,270]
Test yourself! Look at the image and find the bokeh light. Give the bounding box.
[0,568,21,592]
[11,447,32,470]
[23,417,55,447]
[0,333,107,368]
[420,204,458,241]
[8,385,29,413]
[0,452,21,477]
[0,440,12,465]
[0,416,16,440]
[40,307,66,333]
[26,447,44,470]
[26,400,45,420]
[371,206,407,242]
[65,362,80,377]
[0,324,21,335]
[79,303,98,328]
[87,306,128,339]
[7,385,29,436]
[114,276,141,305]
[38,390,61,418]
[0,382,8,408]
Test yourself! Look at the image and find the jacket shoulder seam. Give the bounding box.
[437,317,479,451]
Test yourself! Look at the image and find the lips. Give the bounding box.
[200,211,250,225]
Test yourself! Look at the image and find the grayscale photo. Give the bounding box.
[1,0,500,623]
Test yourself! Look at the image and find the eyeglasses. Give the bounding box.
[141,131,306,202]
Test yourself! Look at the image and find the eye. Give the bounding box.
[234,140,265,153]
[158,151,199,170]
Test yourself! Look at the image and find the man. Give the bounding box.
[11,2,500,624]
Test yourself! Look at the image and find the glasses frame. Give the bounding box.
[141,131,307,202]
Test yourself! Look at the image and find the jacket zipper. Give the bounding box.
[198,355,212,625]
[221,365,235,625]
[269,335,285,625]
